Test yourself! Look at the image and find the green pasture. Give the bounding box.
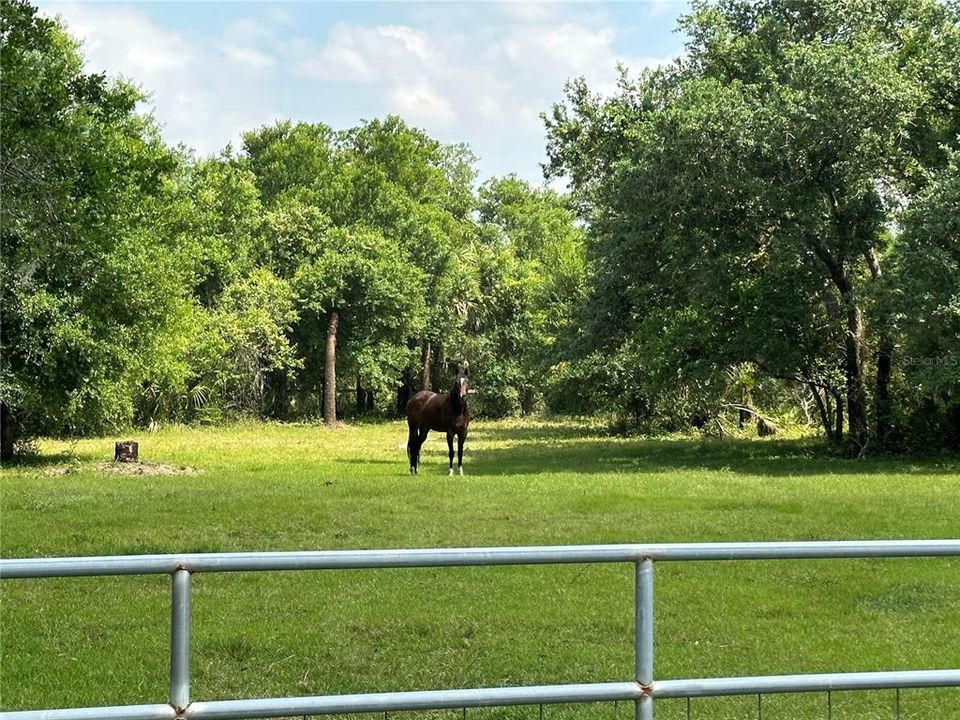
[2,420,959,719]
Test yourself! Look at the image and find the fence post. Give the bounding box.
[636,559,654,720]
[171,569,191,710]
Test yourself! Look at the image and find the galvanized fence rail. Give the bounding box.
[2,541,960,720]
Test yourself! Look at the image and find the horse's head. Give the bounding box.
[451,362,470,400]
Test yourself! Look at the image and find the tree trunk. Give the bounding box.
[864,246,893,446]
[875,337,893,444]
[738,387,751,429]
[1,402,15,463]
[272,370,289,419]
[798,388,813,425]
[396,383,410,416]
[356,376,374,413]
[809,207,872,453]
[807,383,833,442]
[397,363,416,416]
[430,343,446,391]
[420,340,432,391]
[323,311,339,425]
[521,387,537,415]
[844,301,869,452]
[949,403,960,450]
[832,388,844,446]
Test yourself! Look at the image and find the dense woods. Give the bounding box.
[2,0,958,459]
[545,0,960,453]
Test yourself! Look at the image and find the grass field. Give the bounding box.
[2,419,959,720]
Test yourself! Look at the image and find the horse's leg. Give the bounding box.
[457,428,467,476]
[407,421,418,474]
[415,428,429,473]
[446,431,455,476]
[411,432,423,475]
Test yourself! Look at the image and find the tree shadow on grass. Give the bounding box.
[332,424,959,478]
[0,451,79,471]
[469,422,609,442]
[466,425,960,478]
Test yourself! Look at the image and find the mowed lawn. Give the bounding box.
[2,420,959,720]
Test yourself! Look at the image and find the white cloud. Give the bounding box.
[388,79,455,125]
[294,17,630,131]
[299,23,437,82]
[265,6,296,27]
[378,25,435,62]
[223,18,270,44]
[497,22,621,102]
[219,42,276,70]
[302,44,375,82]
[645,0,678,20]
[494,21,671,97]
[41,4,282,155]
[499,2,556,22]
[51,5,193,77]
[39,2,684,183]
[283,7,679,181]
[218,19,277,70]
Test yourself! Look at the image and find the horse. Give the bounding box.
[405,364,470,475]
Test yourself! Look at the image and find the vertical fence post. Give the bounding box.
[636,559,654,720]
[170,568,191,710]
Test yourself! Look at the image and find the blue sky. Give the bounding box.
[40,1,689,185]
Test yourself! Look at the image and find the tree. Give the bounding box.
[165,153,263,308]
[1,0,181,458]
[545,0,960,449]
[293,228,426,424]
[245,118,478,419]
[243,121,340,208]
[473,177,587,415]
[338,117,478,406]
[890,151,960,447]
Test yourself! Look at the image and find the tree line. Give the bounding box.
[544,0,960,454]
[2,0,958,459]
[0,0,587,460]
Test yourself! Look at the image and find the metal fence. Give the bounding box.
[2,541,960,720]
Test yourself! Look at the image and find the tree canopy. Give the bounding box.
[545,0,960,450]
[2,0,958,457]
[1,0,181,454]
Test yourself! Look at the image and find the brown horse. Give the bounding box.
[405,364,470,475]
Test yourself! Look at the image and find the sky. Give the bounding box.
[39,1,689,185]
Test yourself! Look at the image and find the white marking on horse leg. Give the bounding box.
[459,466,464,476]
[448,468,454,476]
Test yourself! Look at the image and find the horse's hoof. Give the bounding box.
[448,468,454,476]
[459,467,464,476]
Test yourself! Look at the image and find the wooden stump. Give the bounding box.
[114,441,139,463]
